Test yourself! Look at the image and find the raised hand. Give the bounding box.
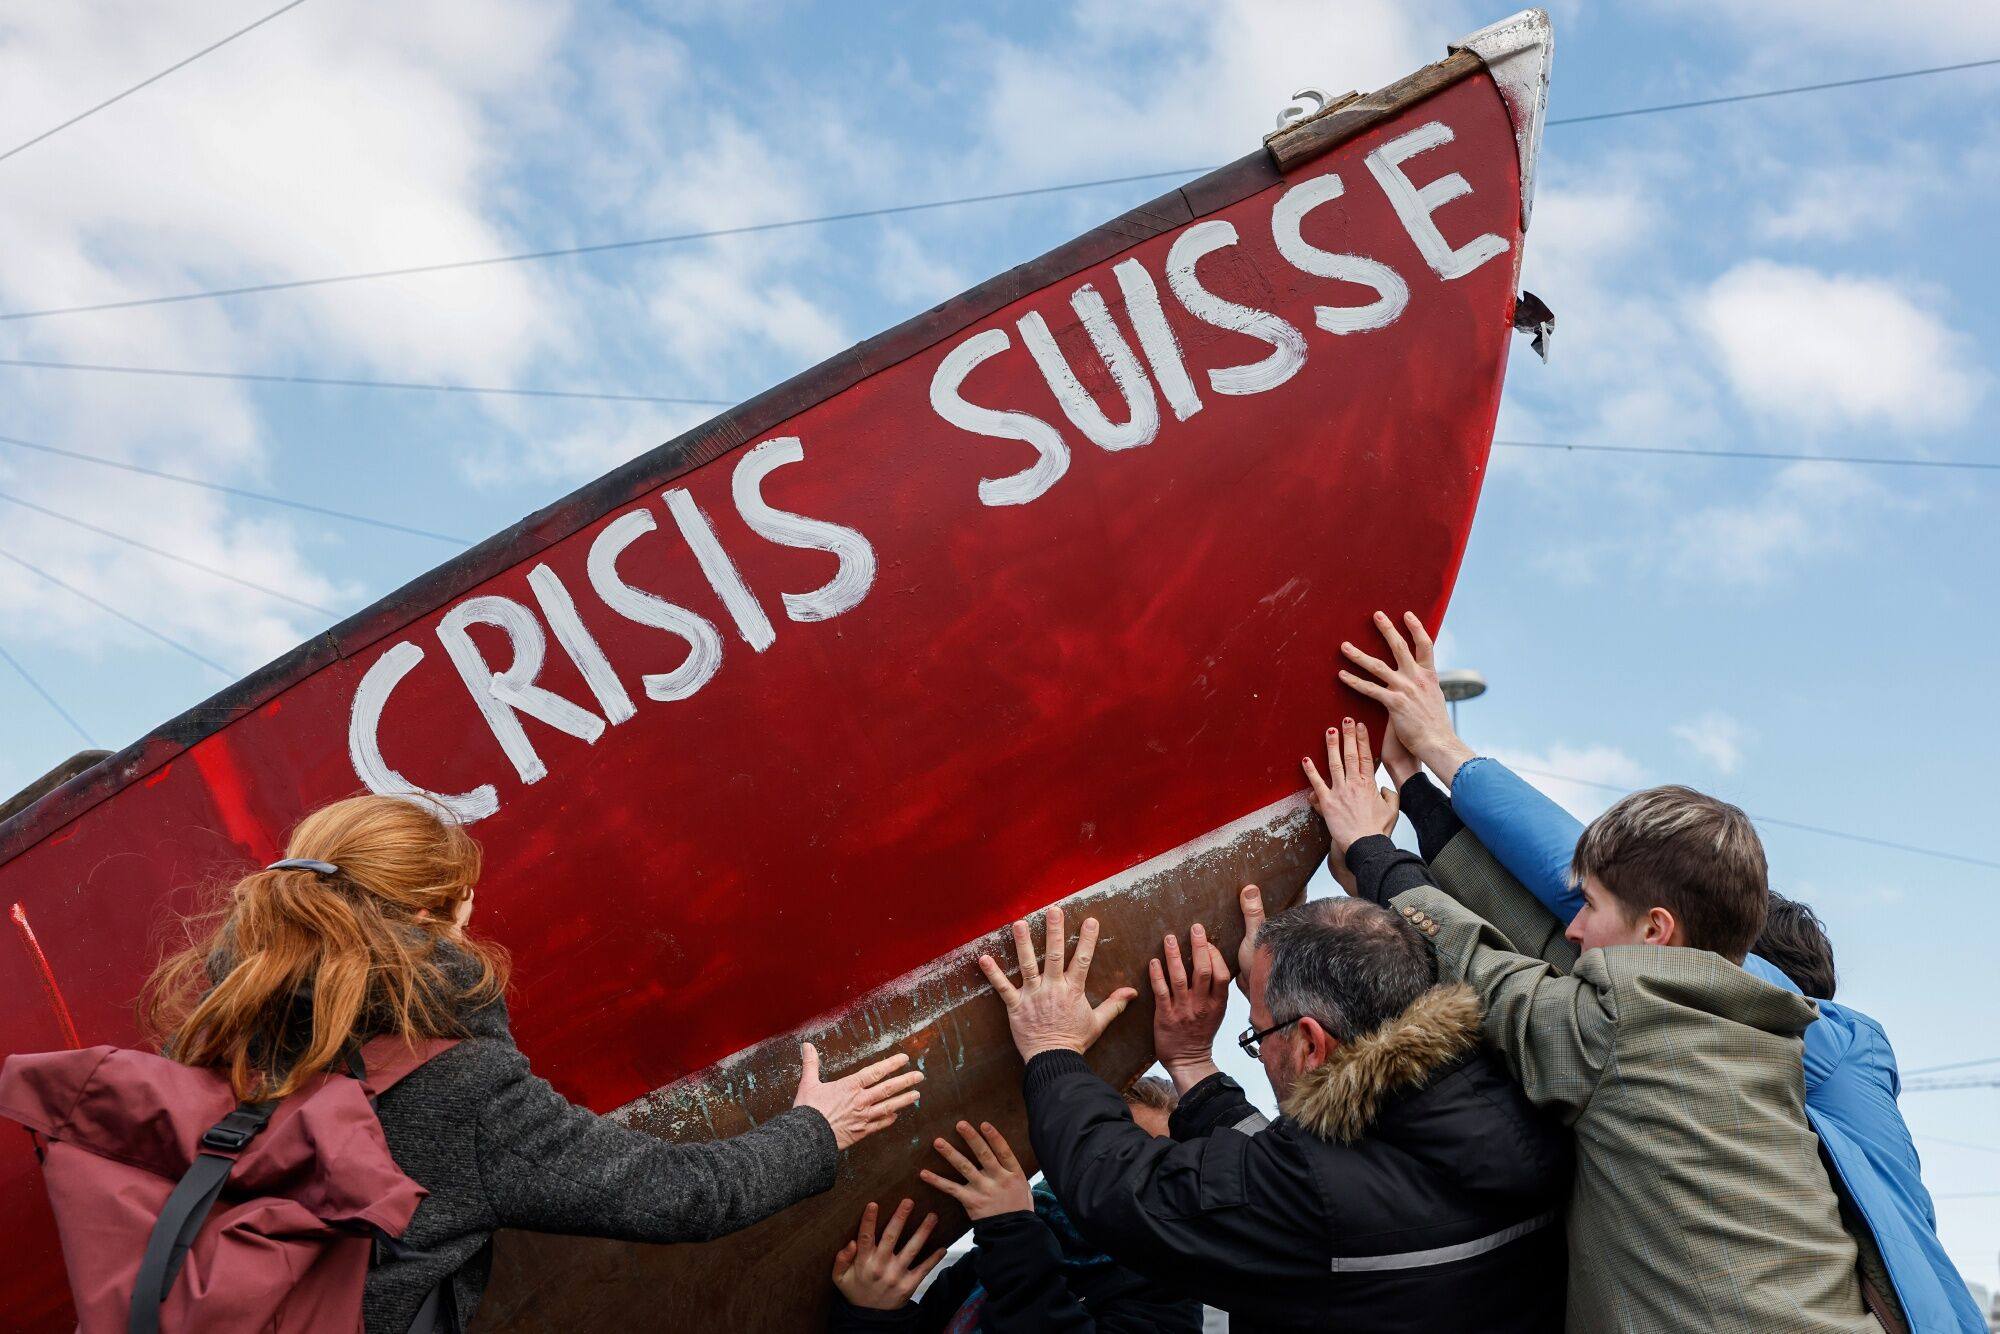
[831,1199,943,1311]
[1235,885,1265,997]
[1152,922,1230,1092]
[1338,611,1475,784]
[978,906,1140,1061]
[919,1120,1034,1221]
[1302,717,1400,858]
[793,1043,925,1151]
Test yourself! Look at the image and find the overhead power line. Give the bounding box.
[1546,56,2000,127]
[0,0,313,167]
[0,433,471,546]
[2,54,1995,325]
[0,546,234,677]
[0,489,337,616]
[1509,765,2000,871]
[0,168,1209,323]
[1904,1076,2000,1093]
[1908,1055,2000,1077]
[1495,440,2000,474]
[0,357,733,407]
[0,640,97,746]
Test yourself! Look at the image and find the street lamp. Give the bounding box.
[1438,669,1487,732]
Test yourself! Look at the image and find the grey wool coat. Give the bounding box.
[210,940,841,1333]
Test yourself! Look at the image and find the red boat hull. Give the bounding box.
[1,22,1547,1328]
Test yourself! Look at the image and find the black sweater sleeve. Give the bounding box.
[1399,771,1465,863]
[472,1040,839,1243]
[1343,833,1442,907]
[1168,1072,1270,1141]
[1021,1051,1326,1309]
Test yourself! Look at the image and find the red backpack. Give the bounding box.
[0,1036,456,1333]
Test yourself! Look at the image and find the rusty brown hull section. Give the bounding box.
[475,795,1325,1331]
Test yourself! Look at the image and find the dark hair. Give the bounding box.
[1257,898,1435,1043]
[1755,893,1836,999]
[1572,785,1768,963]
[1122,1075,1179,1112]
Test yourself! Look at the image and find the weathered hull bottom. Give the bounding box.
[475,792,1328,1331]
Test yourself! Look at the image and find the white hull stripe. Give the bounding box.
[1328,1210,1557,1273]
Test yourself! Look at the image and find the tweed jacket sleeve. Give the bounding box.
[1429,827,1581,972]
[471,1040,840,1243]
[1389,884,1616,1121]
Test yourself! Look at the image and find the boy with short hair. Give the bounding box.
[1310,613,1881,1334]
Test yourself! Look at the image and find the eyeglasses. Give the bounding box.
[1237,1017,1301,1058]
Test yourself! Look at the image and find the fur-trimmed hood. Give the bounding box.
[1281,983,1484,1143]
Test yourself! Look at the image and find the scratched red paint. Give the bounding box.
[9,904,81,1052]
[0,73,1524,1327]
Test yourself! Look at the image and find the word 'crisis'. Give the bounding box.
[348,119,1507,820]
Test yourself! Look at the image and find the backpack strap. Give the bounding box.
[128,1099,276,1334]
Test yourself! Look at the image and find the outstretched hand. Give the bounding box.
[793,1044,924,1151]
[1338,611,1475,784]
[1303,717,1400,860]
[1152,922,1230,1093]
[919,1120,1034,1221]
[831,1199,943,1311]
[978,907,1139,1061]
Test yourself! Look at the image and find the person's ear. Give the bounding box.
[1294,1016,1340,1072]
[1644,905,1680,947]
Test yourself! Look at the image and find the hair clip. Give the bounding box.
[266,858,340,876]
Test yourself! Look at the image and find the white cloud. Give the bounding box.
[968,0,1465,180]
[1644,0,2000,62]
[1693,260,1983,433]
[1752,157,1931,243]
[1662,461,1877,587]
[1485,743,1648,821]
[1672,710,1745,774]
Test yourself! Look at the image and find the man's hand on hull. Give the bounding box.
[1338,611,1476,785]
[979,906,1139,1061]
[831,1199,943,1311]
[1152,922,1230,1094]
[793,1043,925,1151]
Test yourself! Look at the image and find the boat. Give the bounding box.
[0,11,1552,1328]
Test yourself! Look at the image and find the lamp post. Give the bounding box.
[1439,669,1487,733]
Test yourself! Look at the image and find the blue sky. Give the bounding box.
[2,0,1997,1295]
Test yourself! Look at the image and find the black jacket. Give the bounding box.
[1022,985,1570,1333]
[209,938,839,1332]
[828,1192,1201,1333]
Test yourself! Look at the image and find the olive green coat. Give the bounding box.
[1392,831,1877,1334]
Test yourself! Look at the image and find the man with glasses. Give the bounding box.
[977,896,1569,1332]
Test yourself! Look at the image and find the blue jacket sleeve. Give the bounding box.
[1446,758,1586,926]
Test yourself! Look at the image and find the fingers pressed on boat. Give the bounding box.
[1163,930,1187,992]
[856,1051,910,1088]
[1068,916,1098,980]
[982,1123,1020,1170]
[1342,639,1395,682]
[977,953,1020,1003]
[868,1070,924,1103]
[1191,924,1211,989]
[1403,611,1435,664]
[857,1201,878,1250]
[1042,906,1066,980]
[1148,957,1171,1000]
[1374,610,1415,670]
[880,1198,914,1250]
[1339,670,1392,704]
[960,1120,997,1168]
[898,1213,938,1264]
[1011,917,1040,982]
[932,1136,978,1178]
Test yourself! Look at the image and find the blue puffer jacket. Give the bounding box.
[1446,755,1983,1334]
